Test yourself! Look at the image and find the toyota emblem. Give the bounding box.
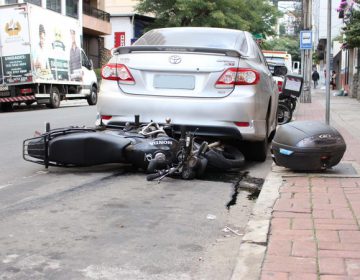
[169,55,182,64]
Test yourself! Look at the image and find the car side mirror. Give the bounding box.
[273,65,288,76]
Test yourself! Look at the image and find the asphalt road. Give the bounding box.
[0,101,272,280]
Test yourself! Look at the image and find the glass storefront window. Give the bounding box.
[5,0,18,4]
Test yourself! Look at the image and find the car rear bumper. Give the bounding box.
[97,84,268,141]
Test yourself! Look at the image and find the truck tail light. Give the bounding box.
[101,63,135,84]
[101,115,112,121]
[20,88,33,94]
[277,80,283,93]
[215,68,260,89]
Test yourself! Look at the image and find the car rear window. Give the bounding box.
[134,28,248,53]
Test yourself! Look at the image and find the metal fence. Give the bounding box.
[83,3,110,22]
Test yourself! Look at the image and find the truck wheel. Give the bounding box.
[0,103,14,112]
[48,87,60,108]
[87,86,97,106]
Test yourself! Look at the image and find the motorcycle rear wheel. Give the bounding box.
[205,145,245,170]
[277,103,293,125]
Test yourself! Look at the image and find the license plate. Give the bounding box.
[154,75,195,90]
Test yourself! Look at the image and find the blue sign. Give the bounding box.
[300,31,313,49]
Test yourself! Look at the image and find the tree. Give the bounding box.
[261,36,301,62]
[135,0,280,36]
[344,9,360,48]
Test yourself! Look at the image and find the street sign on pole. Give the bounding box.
[300,30,313,50]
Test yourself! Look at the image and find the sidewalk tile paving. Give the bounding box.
[259,89,360,280]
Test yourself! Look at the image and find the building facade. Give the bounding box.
[103,0,153,50]
[312,0,359,96]
[278,11,297,36]
[312,0,343,85]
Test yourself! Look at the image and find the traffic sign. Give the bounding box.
[300,30,312,49]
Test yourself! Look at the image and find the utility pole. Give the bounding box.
[325,0,331,124]
[300,0,312,103]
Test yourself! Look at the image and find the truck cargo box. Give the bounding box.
[271,121,346,171]
[0,3,98,108]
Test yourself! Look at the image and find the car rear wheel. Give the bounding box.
[243,114,270,162]
[246,137,268,162]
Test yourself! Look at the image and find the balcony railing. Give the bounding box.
[83,3,110,22]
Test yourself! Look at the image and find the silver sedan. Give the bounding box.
[97,27,278,161]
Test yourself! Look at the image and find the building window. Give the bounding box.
[66,0,78,19]
[5,0,18,4]
[47,0,61,13]
[24,0,41,6]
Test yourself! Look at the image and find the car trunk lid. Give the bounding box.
[115,48,241,98]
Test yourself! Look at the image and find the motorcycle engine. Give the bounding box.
[124,136,180,171]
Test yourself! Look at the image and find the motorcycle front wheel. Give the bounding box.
[205,145,245,170]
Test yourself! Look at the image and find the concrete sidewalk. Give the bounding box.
[232,89,360,280]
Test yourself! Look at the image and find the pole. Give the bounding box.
[300,0,312,103]
[325,0,331,124]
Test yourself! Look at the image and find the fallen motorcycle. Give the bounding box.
[23,120,245,182]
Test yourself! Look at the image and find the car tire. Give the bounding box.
[87,86,97,106]
[47,87,61,109]
[246,137,268,162]
[243,114,270,162]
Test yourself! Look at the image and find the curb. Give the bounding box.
[230,166,283,280]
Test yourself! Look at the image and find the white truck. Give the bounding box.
[262,50,300,75]
[0,3,98,110]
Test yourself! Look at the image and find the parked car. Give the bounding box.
[97,27,279,161]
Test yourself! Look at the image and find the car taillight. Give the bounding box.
[215,68,260,88]
[277,80,283,93]
[101,63,135,84]
[234,122,250,127]
[101,115,112,120]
